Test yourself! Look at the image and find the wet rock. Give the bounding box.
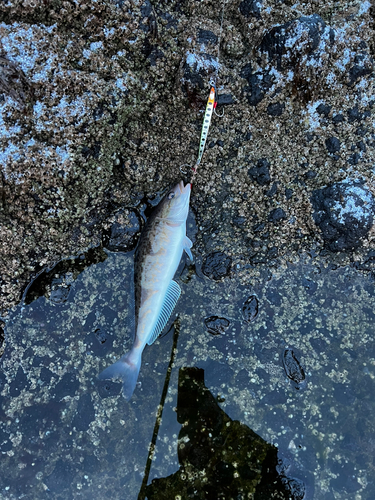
[9,366,30,396]
[54,372,80,400]
[248,158,271,185]
[49,274,73,304]
[202,251,232,280]
[333,384,356,406]
[268,208,287,223]
[282,348,306,390]
[103,209,141,252]
[204,315,230,335]
[262,389,288,405]
[311,178,375,252]
[330,461,361,493]
[24,247,108,305]
[242,294,259,322]
[45,459,75,493]
[96,379,122,398]
[281,476,306,500]
[72,393,95,431]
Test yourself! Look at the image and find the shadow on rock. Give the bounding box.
[145,367,305,500]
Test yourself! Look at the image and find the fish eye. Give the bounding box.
[168,192,175,200]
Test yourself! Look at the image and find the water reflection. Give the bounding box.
[1,249,375,499]
[144,367,305,500]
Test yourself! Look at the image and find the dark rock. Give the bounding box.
[49,275,71,304]
[253,222,265,232]
[259,14,328,71]
[348,152,360,165]
[182,52,218,92]
[311,178,375,252]
[305,170,317,179]
[262,389,288,405]
[357,140,366,152]
[347,105,363,122]
[235,368,250,389]
[9,366,30,396]
[239,0,262,19]
[103,209,142,252]
[204,316,230,335]
[317,103,332,116]
[347,51,373,86]
[242,295,259,322]
[54,372,80,400]
[302,277,317,294]
[332,113,344,124]
[197,29,218,46]
[241,63,273,106]
[267,102,284,116]
[202,251,232,280]
[266,182,278,197]
[72,393,95,431]
[216,93,235,105]
[325,136,340,153]
[330,461,361,493]
[44,459,75,492]
[39,367,54,385]
[248,158,271,185]
[268,208,287,223]
[285,188,293,200]
[333,384,356,406]
[281,476,306,500]
[267,246,278,259]
[282,348,306,390]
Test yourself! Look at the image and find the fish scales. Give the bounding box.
[99,181,192,400]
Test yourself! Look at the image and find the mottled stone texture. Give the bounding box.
[0,0,375,316]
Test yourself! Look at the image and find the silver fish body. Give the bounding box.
[99,181,192,400]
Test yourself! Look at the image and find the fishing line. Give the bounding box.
[187,0,227,185]
[137,318,181,500]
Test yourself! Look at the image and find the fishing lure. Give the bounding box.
[190,85,217,183]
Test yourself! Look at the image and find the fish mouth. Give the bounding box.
[179,180,191,194]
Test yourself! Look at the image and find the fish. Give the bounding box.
[99,180,193,400]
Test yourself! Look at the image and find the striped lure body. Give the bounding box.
[99,181,193,400]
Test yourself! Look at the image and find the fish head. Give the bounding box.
[157,181,191,222]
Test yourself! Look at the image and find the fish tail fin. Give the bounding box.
[98,348,141,401]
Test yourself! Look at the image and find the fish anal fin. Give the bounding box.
[147,280,181,345]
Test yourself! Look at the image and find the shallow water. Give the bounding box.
[1,238,375,499]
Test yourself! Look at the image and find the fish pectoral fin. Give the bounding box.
[183,236,194,262]
[147,280,181,345]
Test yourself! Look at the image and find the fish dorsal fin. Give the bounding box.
[147,280,181,345]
